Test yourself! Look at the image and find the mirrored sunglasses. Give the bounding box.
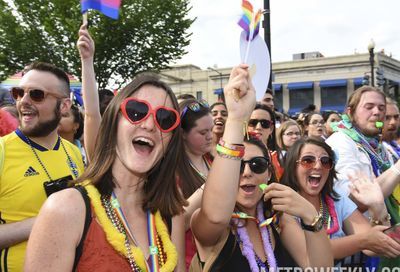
[120,98,180,133]
[11,87,65,103]
[180,99,209,118]
[297,155,333,170]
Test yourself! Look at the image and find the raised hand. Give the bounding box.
[77,24,95,60]
[223,64,256,124]
[348,172,384,207]
[263,183,318,224]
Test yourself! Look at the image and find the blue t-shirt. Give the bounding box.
[330,188,358,239]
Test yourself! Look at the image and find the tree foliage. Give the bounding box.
[0,0,194,88]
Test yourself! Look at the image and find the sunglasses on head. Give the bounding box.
[248,119,273,129]
[11,87,66,103]
[240,156,270,174]
[297,155,333,170]
[120,98,180,133]
[181,99,209,118]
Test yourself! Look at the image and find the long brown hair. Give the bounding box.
[76,73,186,218]
[280,137,339,200]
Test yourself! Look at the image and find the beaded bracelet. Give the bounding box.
[369,213,391,226]
[216,139,245,160]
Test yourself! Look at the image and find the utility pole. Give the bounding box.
[263,0,272,92]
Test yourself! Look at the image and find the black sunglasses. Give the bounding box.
[297,155,333,170]
[248,119,273,129]
[240,156,270,174]
[10,87,65,103]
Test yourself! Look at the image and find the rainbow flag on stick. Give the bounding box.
[238,0,262,41]
[81,0,122,19]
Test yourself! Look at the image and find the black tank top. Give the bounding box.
[206,226,298,271]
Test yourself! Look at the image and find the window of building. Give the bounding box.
[289,89,314,114]
[273,84,282,112]
[319,79,347,113]
[287,81,314,115]
[196,91,202,100]
[320,86,347,113]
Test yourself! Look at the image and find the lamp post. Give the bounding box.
[368,39,375,87]
[263,0,272,91]
[207,67,224,101]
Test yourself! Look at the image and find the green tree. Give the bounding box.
[0,0,194,88]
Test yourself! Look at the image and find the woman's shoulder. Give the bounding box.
[43,187,87,219]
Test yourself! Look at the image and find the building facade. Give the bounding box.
[161,51,400,114]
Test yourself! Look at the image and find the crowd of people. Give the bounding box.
[0,24,399,272]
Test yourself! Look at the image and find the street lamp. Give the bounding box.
[368,39,375,87]
[263,0,272,91]
[207,67,224,101]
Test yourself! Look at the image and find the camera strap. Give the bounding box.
[24,134,79,181]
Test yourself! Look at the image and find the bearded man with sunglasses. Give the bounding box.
[0,62,84,271]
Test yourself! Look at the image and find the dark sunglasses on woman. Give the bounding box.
[180,99,209,118]
[120,97,180,133]
[248,119,273,129]
[297,155,333,170]
[240,156,270,174]
[11,87,66,103]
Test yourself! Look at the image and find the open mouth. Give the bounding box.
[308,174,321,188]
[240,184,256,193]
[21,110,36,121]
[132,137,154,155]
[214,120,224,127]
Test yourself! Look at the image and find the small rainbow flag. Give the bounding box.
[252,9,262,40]
[237,0,253,35]
[81,0,122,20]
[238,0,262,41]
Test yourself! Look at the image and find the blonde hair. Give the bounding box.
[276,120,302,150]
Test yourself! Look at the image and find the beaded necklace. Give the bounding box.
[319,195,339,237]
[189,156,211,181]
[86,184,177,272]
[101,194,143,272]
[233,202,277,272]
[385,141,400,161]
[24,133,79,180]
[333,115,390,176]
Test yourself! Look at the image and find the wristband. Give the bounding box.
[216,139,245,160]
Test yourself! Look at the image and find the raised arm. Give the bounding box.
[191,64,256,246]
[349,173,391,225]
[264,183,333,268]
[77,24,101,161]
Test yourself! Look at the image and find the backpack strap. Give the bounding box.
[73,185,92,271]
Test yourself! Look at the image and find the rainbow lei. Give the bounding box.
[234,202,277,272]
[85,184,177,272]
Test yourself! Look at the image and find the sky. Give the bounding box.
[174,0,400,70]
